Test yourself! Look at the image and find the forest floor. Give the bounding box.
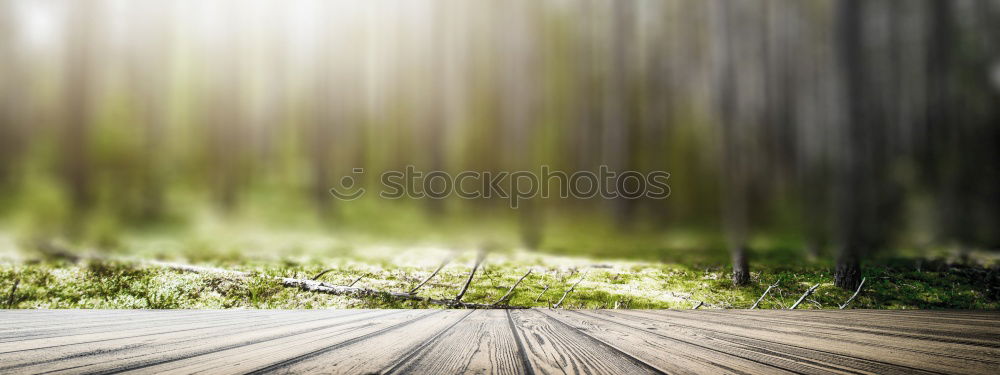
[1,230,997,310]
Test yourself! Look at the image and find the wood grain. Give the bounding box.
[0,310,996,374]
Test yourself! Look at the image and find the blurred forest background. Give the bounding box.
[1,0,999,291]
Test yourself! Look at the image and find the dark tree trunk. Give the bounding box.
[833,0,867,290]
[731,245,750,286]
[834,246,862,290]
[713,1,752,287]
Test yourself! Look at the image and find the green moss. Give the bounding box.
[2,254,996,309]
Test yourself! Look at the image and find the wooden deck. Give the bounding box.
[1,310,997,374]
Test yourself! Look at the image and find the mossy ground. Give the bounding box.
[2,238,996,309]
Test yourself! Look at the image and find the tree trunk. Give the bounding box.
[834,0,867,290]
[519,200,543,250]
[731,245,750,286]
[834,247,861,290]
[713,1,752,288]
[62,2,96,216]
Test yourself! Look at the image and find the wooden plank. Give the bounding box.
[617,310,998,375]
[541,309,800,374]
[0,310,377,372]
[570,310,885,375]
[508,309,663,374]
[730,310,1000,334]
[0,310,388,374]
[0,310,227,338]
[0,310,299,352]
[262,310,473,374]
[651,310,1000,359]
[140,310,440,375]
[382,309,527,375]
[1,310,998,375]
[701,310,1000,347]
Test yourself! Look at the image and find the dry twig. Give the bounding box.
[534,285,550,303]
[347,274,366,287]
[492,269,532,306]
[409,255,454,295]
[839,277,866,309]
[750,279,781,309]
[310,269,335,281]
[5,279,19,308]
[790,283,821,309]
[454,251,486,302]
[553,270,588,308]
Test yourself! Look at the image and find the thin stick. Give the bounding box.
[750,279,781,309]
[839,277,866,309]
[790,283,820,309]
[409,256,453,295]
[454,251,486,302]
[553,270,588,308]
[492,269,532,306]
[5,279,19,308]
[534,285,550,303]
[311,269,335,281]
[347,274,366,287]
[692,300,704,309]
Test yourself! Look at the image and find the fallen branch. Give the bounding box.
[409,255,454,295]
[790,283,820,310]
[492,269,532,306]
[750,279,781,309]
[534,285,550,303]
[553,270,588,308]
[147,260,524,309]
[692,300,704,309]
[454,251,486,302]
[839,277,866,309]
[5,279,18,308]
[34,242,525,309]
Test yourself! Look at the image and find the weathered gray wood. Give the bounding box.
[543,309,799,374]
[383,309,527,375]
[624,310,1000,374]
[249,310,470,374]
[508,309,661,374]
[0,310,394,374]
[1,310,997,375]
